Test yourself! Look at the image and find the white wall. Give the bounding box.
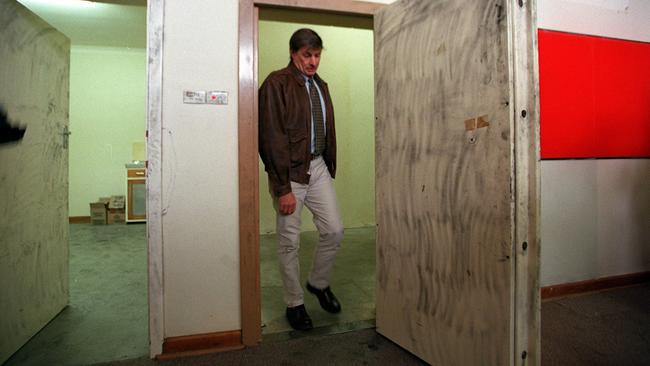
[161,0,240,337]
[541,160,650,285]
[69,46,146,216]
[538,0,650,285]
[538,0,650,43]
[596,160,650,275]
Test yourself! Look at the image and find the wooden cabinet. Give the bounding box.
[126,167,146,223]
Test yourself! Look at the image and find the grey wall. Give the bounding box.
[0,1,70,363]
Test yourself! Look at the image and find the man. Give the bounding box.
[259,28,344,331]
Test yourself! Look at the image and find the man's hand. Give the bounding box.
[278,192,296,215]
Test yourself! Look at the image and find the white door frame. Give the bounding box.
[146,0,165,358]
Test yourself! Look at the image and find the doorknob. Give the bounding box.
[61,126,71,149]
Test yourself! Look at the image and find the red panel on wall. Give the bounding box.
[538,30,650,159]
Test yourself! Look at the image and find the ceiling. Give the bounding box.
[17,0,146,48]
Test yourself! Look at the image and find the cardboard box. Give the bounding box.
[109,195,125,210]
[107,208,126,224]
[90,202,107,225]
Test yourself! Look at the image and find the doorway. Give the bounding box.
[236,0,385,345]
[256,7,378,335]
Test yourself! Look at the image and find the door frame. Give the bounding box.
[508,1,542,362]
[146,0,165,358]
[237,0,383,346]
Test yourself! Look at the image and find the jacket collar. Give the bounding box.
[287,61,326,87]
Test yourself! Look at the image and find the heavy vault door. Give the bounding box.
[374,0,540,365]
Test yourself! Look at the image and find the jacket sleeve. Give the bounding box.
[258,77,292,197]
[322,82,336,178]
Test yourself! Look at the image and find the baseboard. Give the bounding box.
[158,330,243,359]
[69,216,90,224]
[541,271,650,300]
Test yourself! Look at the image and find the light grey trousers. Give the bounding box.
[273,156,344,307]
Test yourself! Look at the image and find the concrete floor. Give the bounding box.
[4,224,649,366]
[542,283,650,366]
[91,286,650,366]
[5,224,377,366]
[97,284,650,366]
[5,224,149,366]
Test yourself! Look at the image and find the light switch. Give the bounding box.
[207,91,228,105]
[183,90,206,104]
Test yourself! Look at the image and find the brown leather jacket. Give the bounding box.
[259,63,336,197]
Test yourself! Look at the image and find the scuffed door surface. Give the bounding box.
[0,2,70,363]
[374,0,513,364]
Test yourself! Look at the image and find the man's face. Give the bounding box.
[291,46,321,77]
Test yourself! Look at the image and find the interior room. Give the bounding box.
[256,8,377,334]
[2,1,149,365]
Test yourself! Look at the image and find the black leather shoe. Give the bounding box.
[306,282,341,314]
[286,304,313,331]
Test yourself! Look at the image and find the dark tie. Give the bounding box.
[309,78,325,155]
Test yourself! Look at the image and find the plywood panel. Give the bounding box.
[0,2,70,363]
[374,0,513,364]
